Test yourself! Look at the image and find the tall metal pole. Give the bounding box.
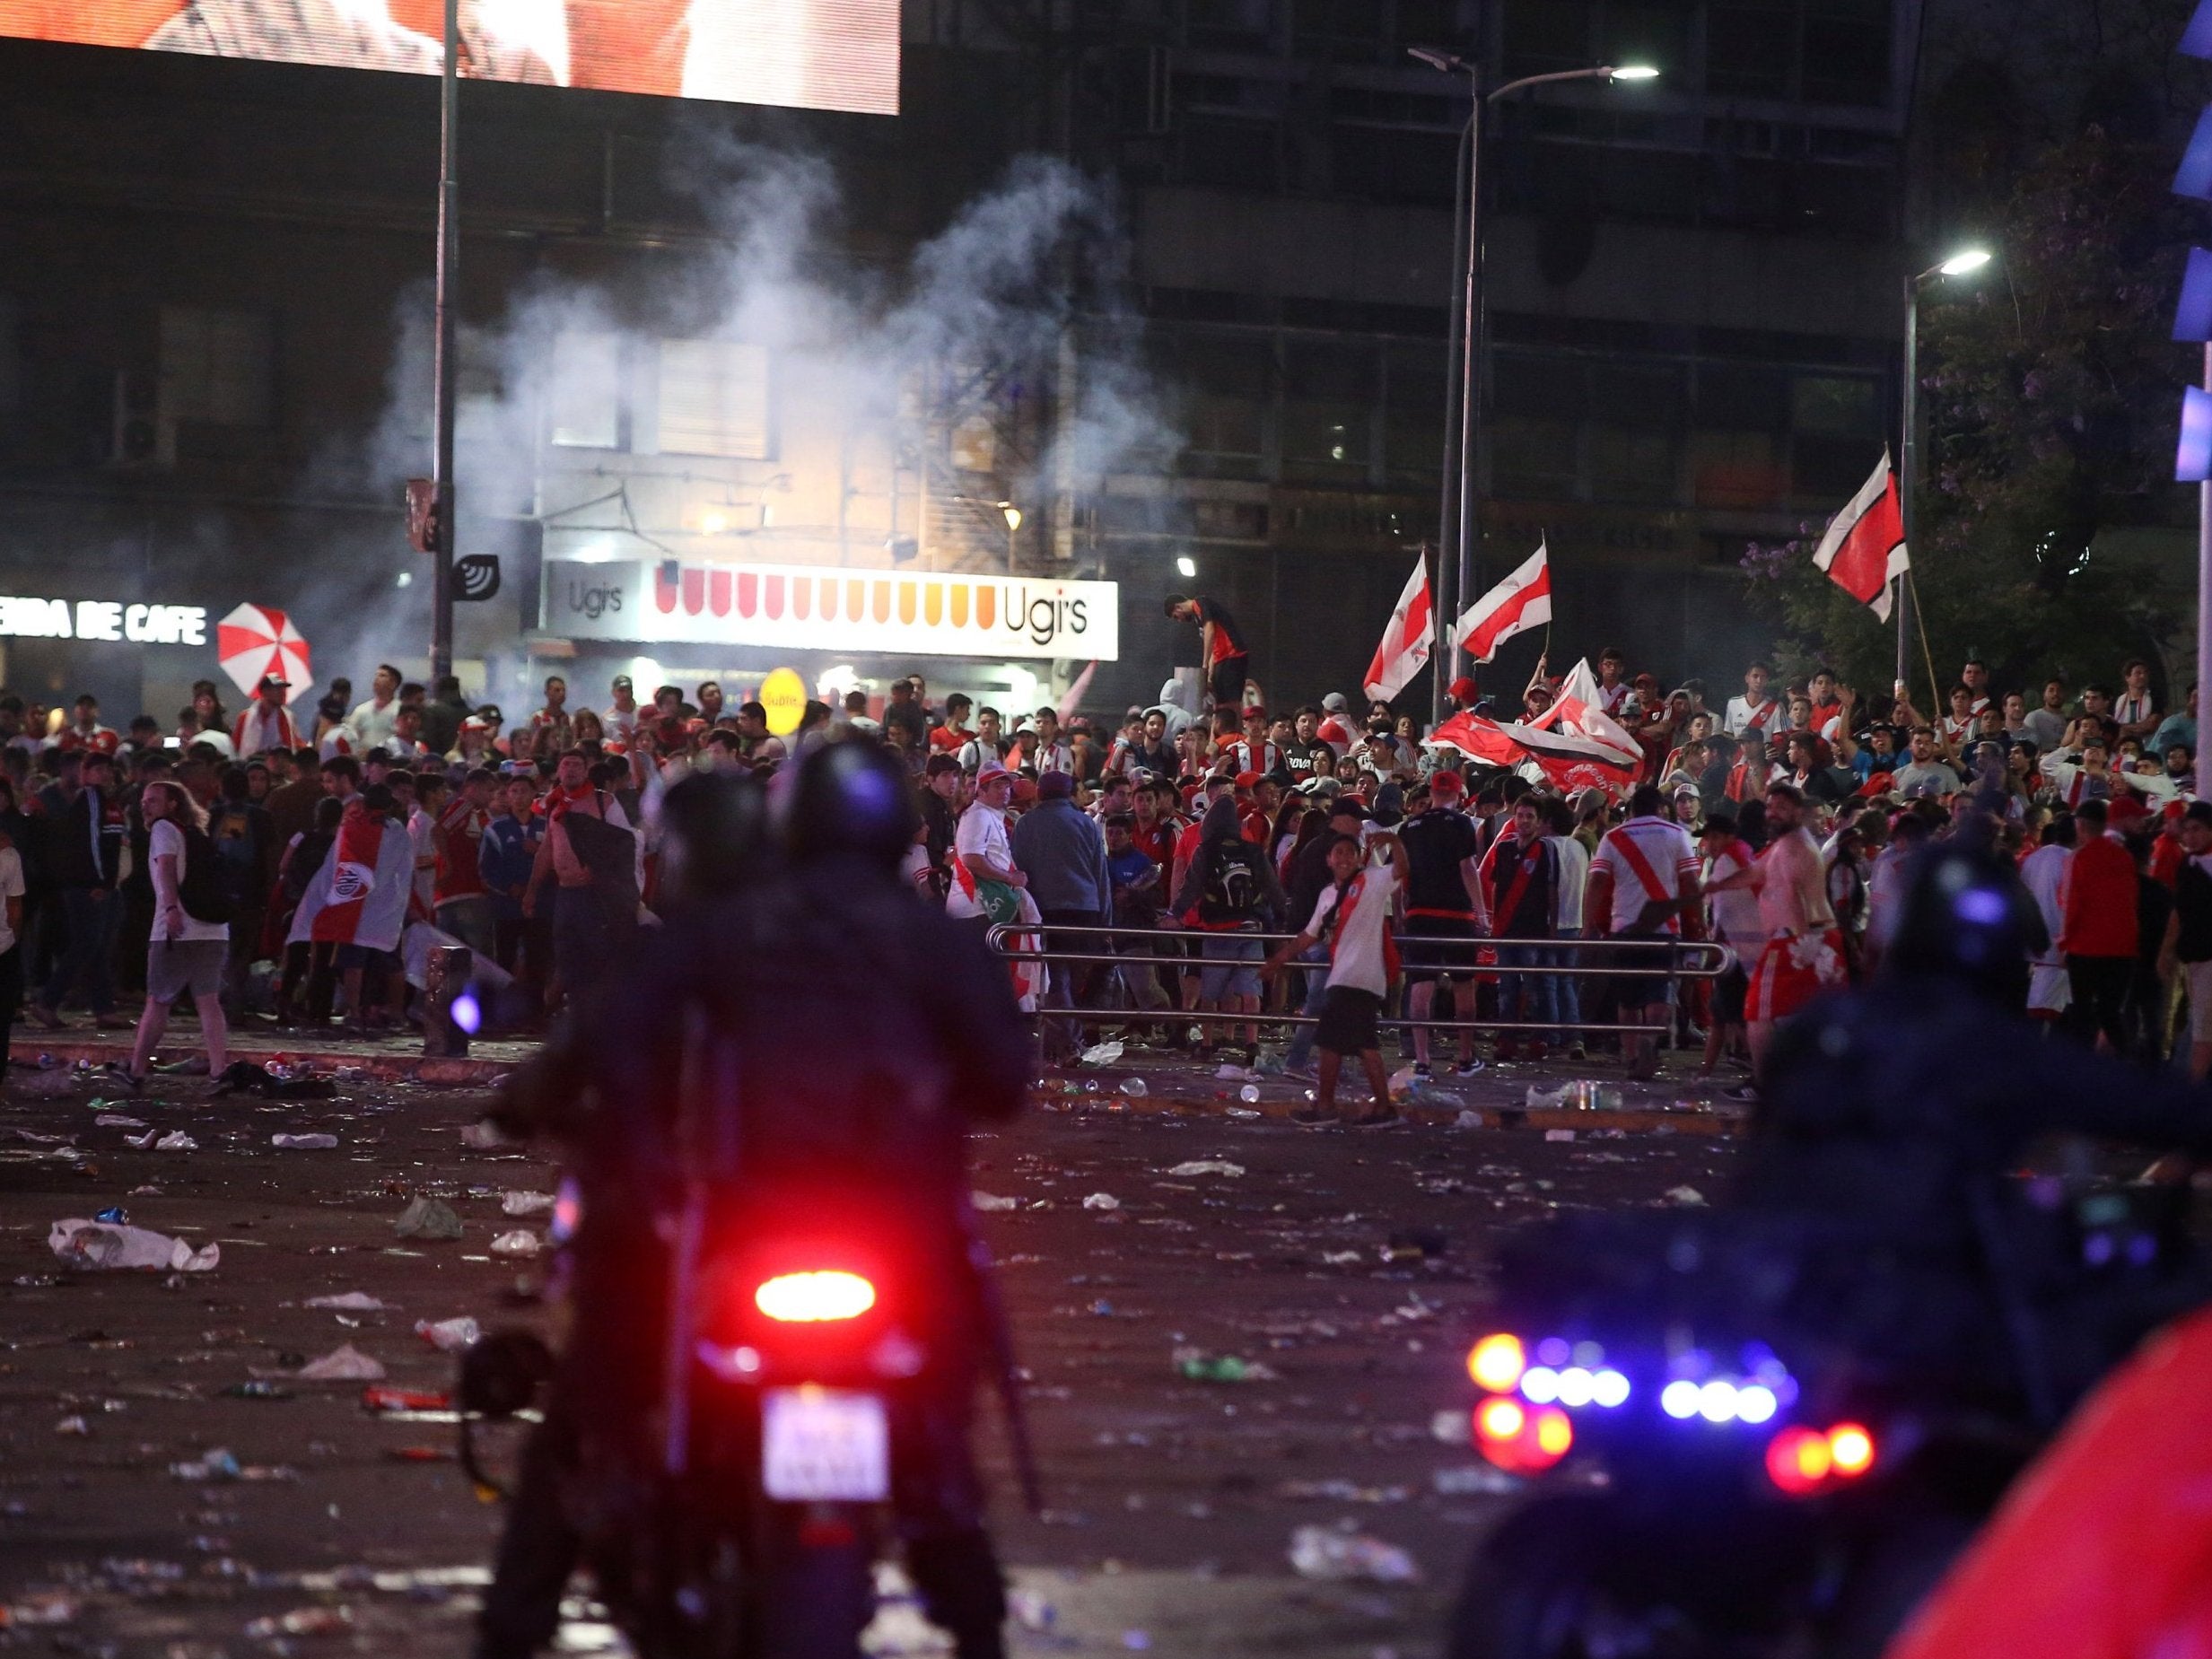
[430,0,460,685]
[2199,343,2212,747]
[1431,114,1473,725]
[1455,72,1484,661]
[1897,276,1919,703]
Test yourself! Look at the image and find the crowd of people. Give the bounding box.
[0,616,2195,1118]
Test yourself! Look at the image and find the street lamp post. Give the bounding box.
[429,0,459,685]
[1898,248,1992,699]
[1411,49,1657,720]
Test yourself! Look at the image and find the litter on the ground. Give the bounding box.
[297,1343,387,1381]
[489,1229,543,1257]
[1165,1160,1244,1178]
[393,1197,464,1241]
[48,1218,220,1272]
[500,1191,555,1216]
[305,1292,389,1311]
[1287,1524,1421,1584]
[272,1133,339,1149]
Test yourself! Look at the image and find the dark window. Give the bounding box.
[1800,14,1891,106]
[1696,363,1790,430]
[1705,4,1794,97]
[1186,0,1276,49]
[1180,115,1281,190]
[1330,126,1461,204]
[1502,0,1594,78]
[1281,338,1377,479]
[1385,340,1447,485]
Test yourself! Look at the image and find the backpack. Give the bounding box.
[207,805,262,909]
[1200,838,1266,924]
[177,825,238,926]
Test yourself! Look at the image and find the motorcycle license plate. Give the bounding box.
[762,1387,890,1503]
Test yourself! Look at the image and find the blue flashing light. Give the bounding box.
[1556,1367,1596,1408]
[1697,1380,1739,1423]
[1660,1380,1701,1419]
[1534,1337,1571,1367]
[1592,1369,1631,1409]
[1520,1366,1561,1404]
[450,989,483,1035]
[2177,248,2212,342]
[2185,0,2212,58]
[2178,108,2212,200]
[2181,387,2212,483]
[1736,1384,1779,1425]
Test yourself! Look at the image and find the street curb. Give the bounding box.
[23,1038,519,1090]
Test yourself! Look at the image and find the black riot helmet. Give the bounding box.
[657,769,774,901]
[782,736,922,872]
[1880,841,2047,1008]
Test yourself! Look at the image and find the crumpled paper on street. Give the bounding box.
[48,1218,219,1272]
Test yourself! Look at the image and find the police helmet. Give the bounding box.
[783,736,922,871]
[1880,842,2046,1006]
[657,769,774,900]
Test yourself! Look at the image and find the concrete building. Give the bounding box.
[0,1,1930,729]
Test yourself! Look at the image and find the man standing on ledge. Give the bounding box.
[1166,593,1249,714]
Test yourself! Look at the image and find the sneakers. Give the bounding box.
[1412,1061,1432,1078]
[1343,1105,1401,1129]
[1722,1084,1760,1105]
[1455,1059,1487,1077]
[1291,1105,1338,1128]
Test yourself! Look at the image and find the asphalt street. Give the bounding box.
[0,1062,1737,1657]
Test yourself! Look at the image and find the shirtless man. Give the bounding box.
[1708,781,1846,1087]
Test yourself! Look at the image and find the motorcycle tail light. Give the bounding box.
[754,1270,878,1324]
[1765,1423,1875,1497]
[1468,1332,1526,1393]
[1826,1424,1875,1476]
[1474,1394,1572,1474]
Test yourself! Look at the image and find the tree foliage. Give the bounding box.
[1742,129,2196,701]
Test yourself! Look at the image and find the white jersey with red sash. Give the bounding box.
[1307,862,1402,994]
[1591,816,1700,935]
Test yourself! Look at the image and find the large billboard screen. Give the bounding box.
[0,2,899,114]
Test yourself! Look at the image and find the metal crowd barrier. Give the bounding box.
[984,922,1728,1039]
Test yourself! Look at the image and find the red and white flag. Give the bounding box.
[1812,452,1909,623]
[1526,658,1643,768]
[310,800,383,945]
[1362,554,1434,702]
[1452,541,1552,663]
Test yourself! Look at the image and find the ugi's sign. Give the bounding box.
[543,559,1120,662]
[0,598,207,644]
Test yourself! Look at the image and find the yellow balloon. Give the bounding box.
[760,667,808,738]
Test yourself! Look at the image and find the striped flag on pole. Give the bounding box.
[1811,451,1909,623]
[1362,553,1434,702]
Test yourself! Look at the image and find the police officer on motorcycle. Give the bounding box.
[476,742,1032,1659]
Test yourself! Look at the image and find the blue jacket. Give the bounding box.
[1010,799,1113,917]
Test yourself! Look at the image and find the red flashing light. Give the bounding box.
[1474,1393,1572,1475]
[1765,1423,1877,1497]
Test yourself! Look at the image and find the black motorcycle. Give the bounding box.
[459,1170,1032,1659]
[1445,1157,2211,1659]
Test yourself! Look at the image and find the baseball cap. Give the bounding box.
[1322,692,1350,713]
[1235,769,1264,790]
[1429,769,1465,800]
[612,674,633,691]
[975,760,1012,785]
[257,673,290,693]
[1243,705,1267,721]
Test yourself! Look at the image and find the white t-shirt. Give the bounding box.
[946,801,1014,921]
[1701,840,1764,945]
[150,818,230,943]
[2018,843,2072,968]
[1306,863,1401,996]
[1589,816,1701,935]
[0,844,23,955]
[347,697,401,754]
[1548,834,1589,931]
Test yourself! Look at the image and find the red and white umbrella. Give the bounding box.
[216,604,313,706]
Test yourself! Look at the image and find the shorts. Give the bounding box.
[1198,930,1263,1001]
[146,939,226,1003]
[2028,960,2072,1017]
[1746,929,1849,1025]
[2189,960,2212,1042]
[1316,986,1383,1056]
[1209,655,1248,712]
[1610,931,1678,1011]
[1402,913,1478,983]
[336,942,397,974]
[1709,962,1748,1026]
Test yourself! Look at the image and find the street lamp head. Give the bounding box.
[1407,44,1473,74]
[1001,502,1023,533]
[1938,249,1993,277]
[1606,64,1660,81]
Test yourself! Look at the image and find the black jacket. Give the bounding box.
[43,787,125,889]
